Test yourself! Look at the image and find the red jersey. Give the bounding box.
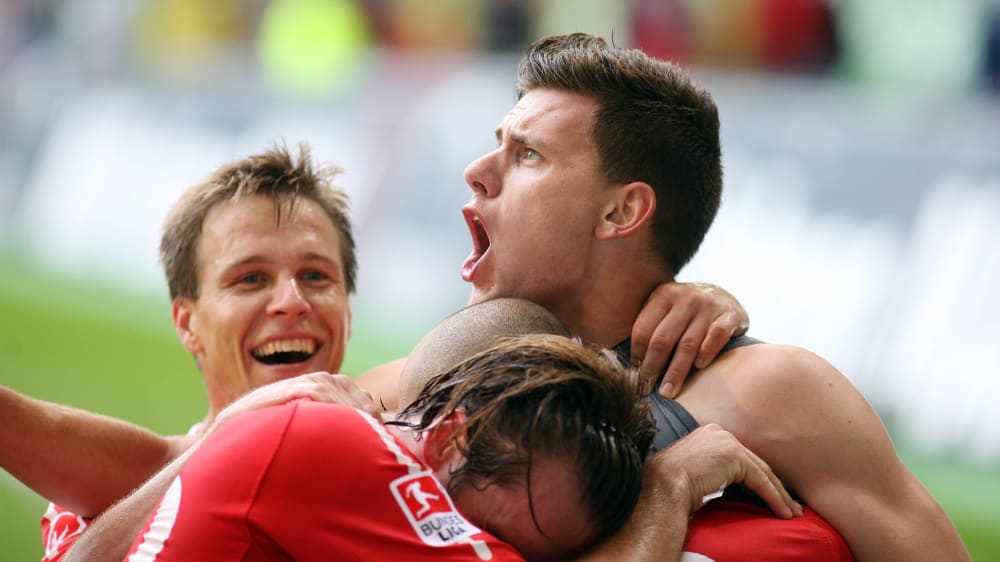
[40,503,90,562]
[125,400,523,561]
[683,499,855,561]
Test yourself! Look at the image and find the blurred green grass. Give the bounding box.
[1,257,998,560]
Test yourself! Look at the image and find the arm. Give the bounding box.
[64,430,203,562]
[630,283,749,398]
[0,385,184,517]
[712,346,971,561]
[579,424,799,562]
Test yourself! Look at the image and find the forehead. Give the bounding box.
[198,195,343,268]
[500,89,600,152]
[490,455,596,559]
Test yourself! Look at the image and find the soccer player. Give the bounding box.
[376,33,967,560]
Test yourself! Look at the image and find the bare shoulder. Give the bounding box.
[354,357,407,411]
[724,344,852,400]
[680,344,971,560]
[682,343,879,449]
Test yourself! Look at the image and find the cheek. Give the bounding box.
[316,292,351,335]
[220,297,262,331]
[203,295,265,351]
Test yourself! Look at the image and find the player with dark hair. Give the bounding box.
[448,33,968,560]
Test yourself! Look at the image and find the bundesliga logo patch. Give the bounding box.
[390,471,483,547]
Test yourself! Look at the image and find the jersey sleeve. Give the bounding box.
[40,503,92,562]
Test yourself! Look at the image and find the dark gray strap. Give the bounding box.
[647,394,699,454]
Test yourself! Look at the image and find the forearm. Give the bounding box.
[0,386,178,516]
[64,438,203,562]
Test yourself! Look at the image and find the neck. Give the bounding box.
[553,246,674,347]
[201,400,228,435]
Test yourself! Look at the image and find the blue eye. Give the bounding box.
[302,270,329,282]
[240,273,263,284]
[523,148,540,160]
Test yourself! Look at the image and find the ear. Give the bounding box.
[423,410,468,472]
[344,307,353,344]
[172,297,203,355]
[595,182,656,240]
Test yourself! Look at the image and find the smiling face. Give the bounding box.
[173,195,351,416]
[462,89,616,317]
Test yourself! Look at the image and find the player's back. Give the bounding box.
[126,400,522,561]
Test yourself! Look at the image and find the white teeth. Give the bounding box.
[252,338,317,358]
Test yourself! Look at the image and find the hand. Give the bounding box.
[631,282,749,397]
[647,424,800,519]
[212,372,381,431]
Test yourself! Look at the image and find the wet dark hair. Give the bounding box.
[391,334,654,548]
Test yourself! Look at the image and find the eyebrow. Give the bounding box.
[219,252,339,273]
[219,254,269,272]
[300,251,340,265]
[494,127,536,150]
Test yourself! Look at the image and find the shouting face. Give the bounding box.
[461,89,616,317]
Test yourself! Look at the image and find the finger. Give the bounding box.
[358,391,383,422]
[693,283,749,335]
[740,451,801,519]
[323,375,382,416]
[694,312,739,369]
[658,313,711,398]
[630,288,676,368]
[636,309,687,394]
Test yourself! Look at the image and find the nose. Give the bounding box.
[267,276,310,318]
[463,151,500,198]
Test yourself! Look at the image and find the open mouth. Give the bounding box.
[251,338,319,365]
[462,208,491,279]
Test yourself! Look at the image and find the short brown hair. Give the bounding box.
[160,144,357,300]
[394,334,654,547]
[516,33,722,275]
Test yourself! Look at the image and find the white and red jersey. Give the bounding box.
[682,499,855,561]
[125,400,523,561]
[40,504,90,562]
